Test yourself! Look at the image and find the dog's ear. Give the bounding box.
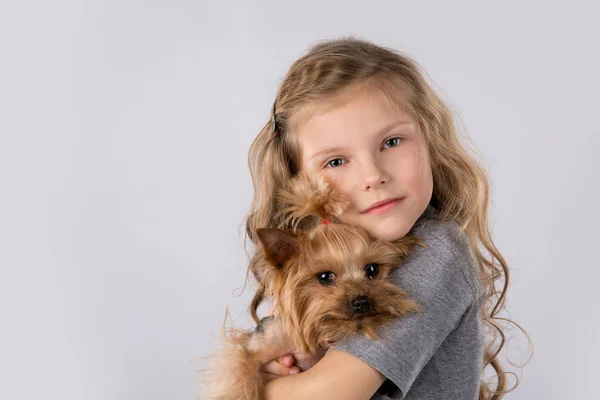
[255,228,301,268]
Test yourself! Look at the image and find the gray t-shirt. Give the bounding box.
[330,204,485,399]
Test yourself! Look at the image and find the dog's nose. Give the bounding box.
[351,296,371,314]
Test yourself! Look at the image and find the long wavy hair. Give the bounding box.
[243,37,531,399]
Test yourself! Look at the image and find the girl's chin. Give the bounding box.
[340,213,409,241]
[364,222,409,242]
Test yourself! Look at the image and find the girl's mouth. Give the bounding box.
[361,198,404,214]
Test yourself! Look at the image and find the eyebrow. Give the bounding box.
[308,120,413,161]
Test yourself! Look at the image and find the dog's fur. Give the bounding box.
[200,176,424,400]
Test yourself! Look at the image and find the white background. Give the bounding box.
[1,1,598,399]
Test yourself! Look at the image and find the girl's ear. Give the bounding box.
[255,228,301,268]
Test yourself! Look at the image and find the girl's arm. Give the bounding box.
[263,350,385,400]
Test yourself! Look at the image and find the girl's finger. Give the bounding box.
[278,354,294,368]
[261,360,291,377]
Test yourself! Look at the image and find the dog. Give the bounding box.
[200,176,424,400]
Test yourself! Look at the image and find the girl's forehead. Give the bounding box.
[294,89,414,141]
[295,87,411,131]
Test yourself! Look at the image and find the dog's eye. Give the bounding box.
[364,263,379,279]
[316,271,336,286]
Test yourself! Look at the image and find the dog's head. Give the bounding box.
[254,175,422,352]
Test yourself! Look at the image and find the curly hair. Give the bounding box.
[243,36,531,399]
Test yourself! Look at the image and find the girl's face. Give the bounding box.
[295,87,433,241]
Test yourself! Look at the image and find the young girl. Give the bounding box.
[242,37,528,399]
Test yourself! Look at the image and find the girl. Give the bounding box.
[243,37,528,399]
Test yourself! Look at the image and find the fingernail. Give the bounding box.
[289,367,300,375]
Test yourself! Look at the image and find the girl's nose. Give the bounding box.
[365,178,386,190]
[361,159,389,190]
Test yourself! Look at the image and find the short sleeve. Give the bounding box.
[328,225,477,399]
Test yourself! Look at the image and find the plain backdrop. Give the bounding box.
[1,1,598,399]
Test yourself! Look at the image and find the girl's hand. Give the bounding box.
[260,354,301,383]
[260,347,328,383]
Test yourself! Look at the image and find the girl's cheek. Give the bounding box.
[324,170,352,194]
[319,171,357,210]
[316,167,341,187]
[322,171,340,184]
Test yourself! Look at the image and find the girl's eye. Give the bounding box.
[326,158,346,168]
[316,271,336,286]
[383,137,402,149]
[364,263,379,279]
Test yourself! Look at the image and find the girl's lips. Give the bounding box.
[362,198,404,214]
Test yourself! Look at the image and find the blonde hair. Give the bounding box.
[243,37,531,399]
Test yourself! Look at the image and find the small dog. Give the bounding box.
[200,176,424,400]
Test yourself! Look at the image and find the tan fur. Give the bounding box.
[276,175,349,230]
[200,176,423,399]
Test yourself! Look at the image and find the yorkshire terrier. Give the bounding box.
[200,176,424,400]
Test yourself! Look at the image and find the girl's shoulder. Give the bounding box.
[411,204,466,248]
[401,204,482,301]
